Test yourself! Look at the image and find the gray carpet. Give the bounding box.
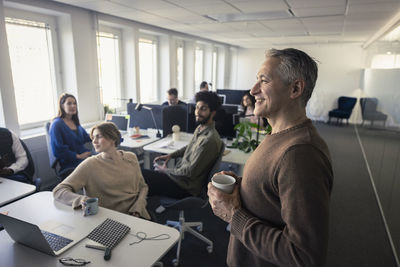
[150,122,398,267]
[316,122,397,267]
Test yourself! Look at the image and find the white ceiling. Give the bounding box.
[51,0,400,48]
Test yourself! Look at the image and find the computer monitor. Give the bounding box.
[222,104,239,115]
[105,114,130,132]
[217,94,226,105]
[216,89,248,105]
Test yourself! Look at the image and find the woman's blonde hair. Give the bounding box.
[90,122,121,146]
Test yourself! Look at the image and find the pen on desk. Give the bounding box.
[85,244,112,261]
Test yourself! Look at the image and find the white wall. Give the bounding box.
[235,44,367,123]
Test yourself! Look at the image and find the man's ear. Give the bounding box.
[210,110,217,120]
[290,80,305,99]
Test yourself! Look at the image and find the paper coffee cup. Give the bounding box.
[211,174,236,194]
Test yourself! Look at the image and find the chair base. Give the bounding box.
[166,210,213,266]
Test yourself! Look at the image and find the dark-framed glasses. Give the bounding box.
[59,257,91,266]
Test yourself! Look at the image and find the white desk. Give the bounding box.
[0,177,36,207]
[143,132,193,155]
[143,133,251,175]
[120,132,160,149]
[0,192,179,267]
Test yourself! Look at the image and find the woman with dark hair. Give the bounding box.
[49,93,91,173]
[241,91,263,126]
[53,122,150,219]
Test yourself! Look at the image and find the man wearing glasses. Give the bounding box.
[142,91,222,198]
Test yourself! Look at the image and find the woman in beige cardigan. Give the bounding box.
[53,122,150,219]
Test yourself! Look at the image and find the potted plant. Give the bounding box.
[230,120,272,153]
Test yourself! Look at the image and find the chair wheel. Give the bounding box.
[207,245,213,253]
[172,259,179,266]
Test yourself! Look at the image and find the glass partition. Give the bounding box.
[356,32,400,260]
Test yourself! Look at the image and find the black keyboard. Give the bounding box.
[41,230,73,252]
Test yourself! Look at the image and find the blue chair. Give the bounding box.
[360,98,387,126]
[45,122,74,181]
[328,96,357,125]
[19,139,41,192]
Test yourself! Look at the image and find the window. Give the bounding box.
[177,44,184,93]
[212,50,217,90]
[5,16,58,127]
[139,37,158,103]
[195,47,204,90]
[371,54,400,69]
[96,29,122,110]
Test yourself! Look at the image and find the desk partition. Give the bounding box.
[127,103,163,130]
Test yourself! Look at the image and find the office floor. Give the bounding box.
[149,122,398,267]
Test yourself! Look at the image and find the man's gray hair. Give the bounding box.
[266,48,318,106]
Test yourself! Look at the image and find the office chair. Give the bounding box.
[19,139,41,192]
[156,143,225,266]
[162,105,188,137]
[328,96,357,125]
[44,122,74,181]
[360,97,388,126]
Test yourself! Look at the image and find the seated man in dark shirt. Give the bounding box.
[143,91,222,198]
[0,127,30,183]
[162,88,185,106]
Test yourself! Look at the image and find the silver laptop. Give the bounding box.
[0,213,85,256]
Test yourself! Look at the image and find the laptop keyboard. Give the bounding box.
[41,230,73,252]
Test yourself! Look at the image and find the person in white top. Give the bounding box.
[0,127,29,183]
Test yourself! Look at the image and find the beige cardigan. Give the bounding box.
[53,150,150,219]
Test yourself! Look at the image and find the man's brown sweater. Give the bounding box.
[228,119,333,267]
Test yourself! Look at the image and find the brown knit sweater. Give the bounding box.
[228,119,333,267]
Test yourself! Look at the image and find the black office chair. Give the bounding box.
[156,143,225,266]
[44,122,74,181]
[19,139,41,192]
[162,105,188,137]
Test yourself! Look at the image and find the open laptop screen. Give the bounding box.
[105,114,130,131]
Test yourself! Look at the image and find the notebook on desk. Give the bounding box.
[0,213,87,256]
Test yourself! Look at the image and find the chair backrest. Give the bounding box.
[360,97,378,115]
[338,96,357,112]
[205,142,225,187]
[44,121,57,168]
[19,138,35,183]
[162,105,188,137]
